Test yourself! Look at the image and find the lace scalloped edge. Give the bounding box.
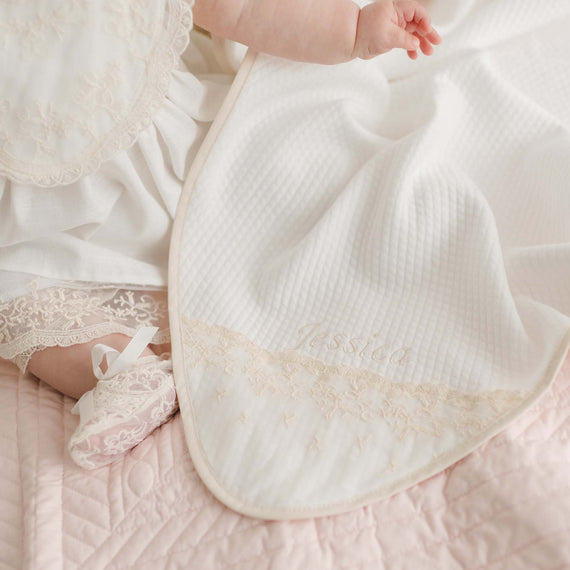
[2,323,171,373]
[0,0,194,188]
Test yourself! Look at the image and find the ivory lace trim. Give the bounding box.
[0,0,193,187]
[182,317,527,440]
[0,283,170,372]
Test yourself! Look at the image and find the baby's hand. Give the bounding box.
[352,0,441,60]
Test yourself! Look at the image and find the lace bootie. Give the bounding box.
[68,327,178,469]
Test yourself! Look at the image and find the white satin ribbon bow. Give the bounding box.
[71,326,159,425]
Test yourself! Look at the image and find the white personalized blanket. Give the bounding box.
[169,0,570,519]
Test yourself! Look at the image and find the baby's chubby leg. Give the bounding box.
[27,333,156,400]
[64,330,178,470]
[0,282,177,469]
[26,330,178,469]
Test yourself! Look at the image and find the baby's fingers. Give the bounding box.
[397,1,442,46]
[415,32,434,55]
[423,27,442,45]
[413,14,442,45]
[396,1,430,28]
[389,25,421,52]
[406,49,418,60]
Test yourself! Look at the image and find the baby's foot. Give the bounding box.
[68,355,178,469]
[68,328,178,469]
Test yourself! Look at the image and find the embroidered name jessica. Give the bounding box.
[289,322,412,366]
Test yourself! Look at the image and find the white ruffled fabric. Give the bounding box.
[0,30,234,287]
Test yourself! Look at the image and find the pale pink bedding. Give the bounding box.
[1,351,569,569]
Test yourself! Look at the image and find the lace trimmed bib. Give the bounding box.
[0,0,193,187]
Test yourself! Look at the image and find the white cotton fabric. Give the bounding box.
[0,29,234,288]
[169,0,570,518]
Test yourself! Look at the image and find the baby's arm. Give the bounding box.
[193,0,441,65]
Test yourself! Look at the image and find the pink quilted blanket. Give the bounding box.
[1,351,569,569]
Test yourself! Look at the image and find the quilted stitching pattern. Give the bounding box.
[1,352,569,569]
[0,362,22,570]
[171,0,570,514]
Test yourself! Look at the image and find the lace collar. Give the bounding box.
[0,0,193,187]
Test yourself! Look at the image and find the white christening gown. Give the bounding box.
[0,0,242,370]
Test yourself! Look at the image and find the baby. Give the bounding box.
[194,0,441,63]
[19,0,440,469]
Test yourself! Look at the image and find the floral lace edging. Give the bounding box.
[0,284,171,372]
[181,316,527,441]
